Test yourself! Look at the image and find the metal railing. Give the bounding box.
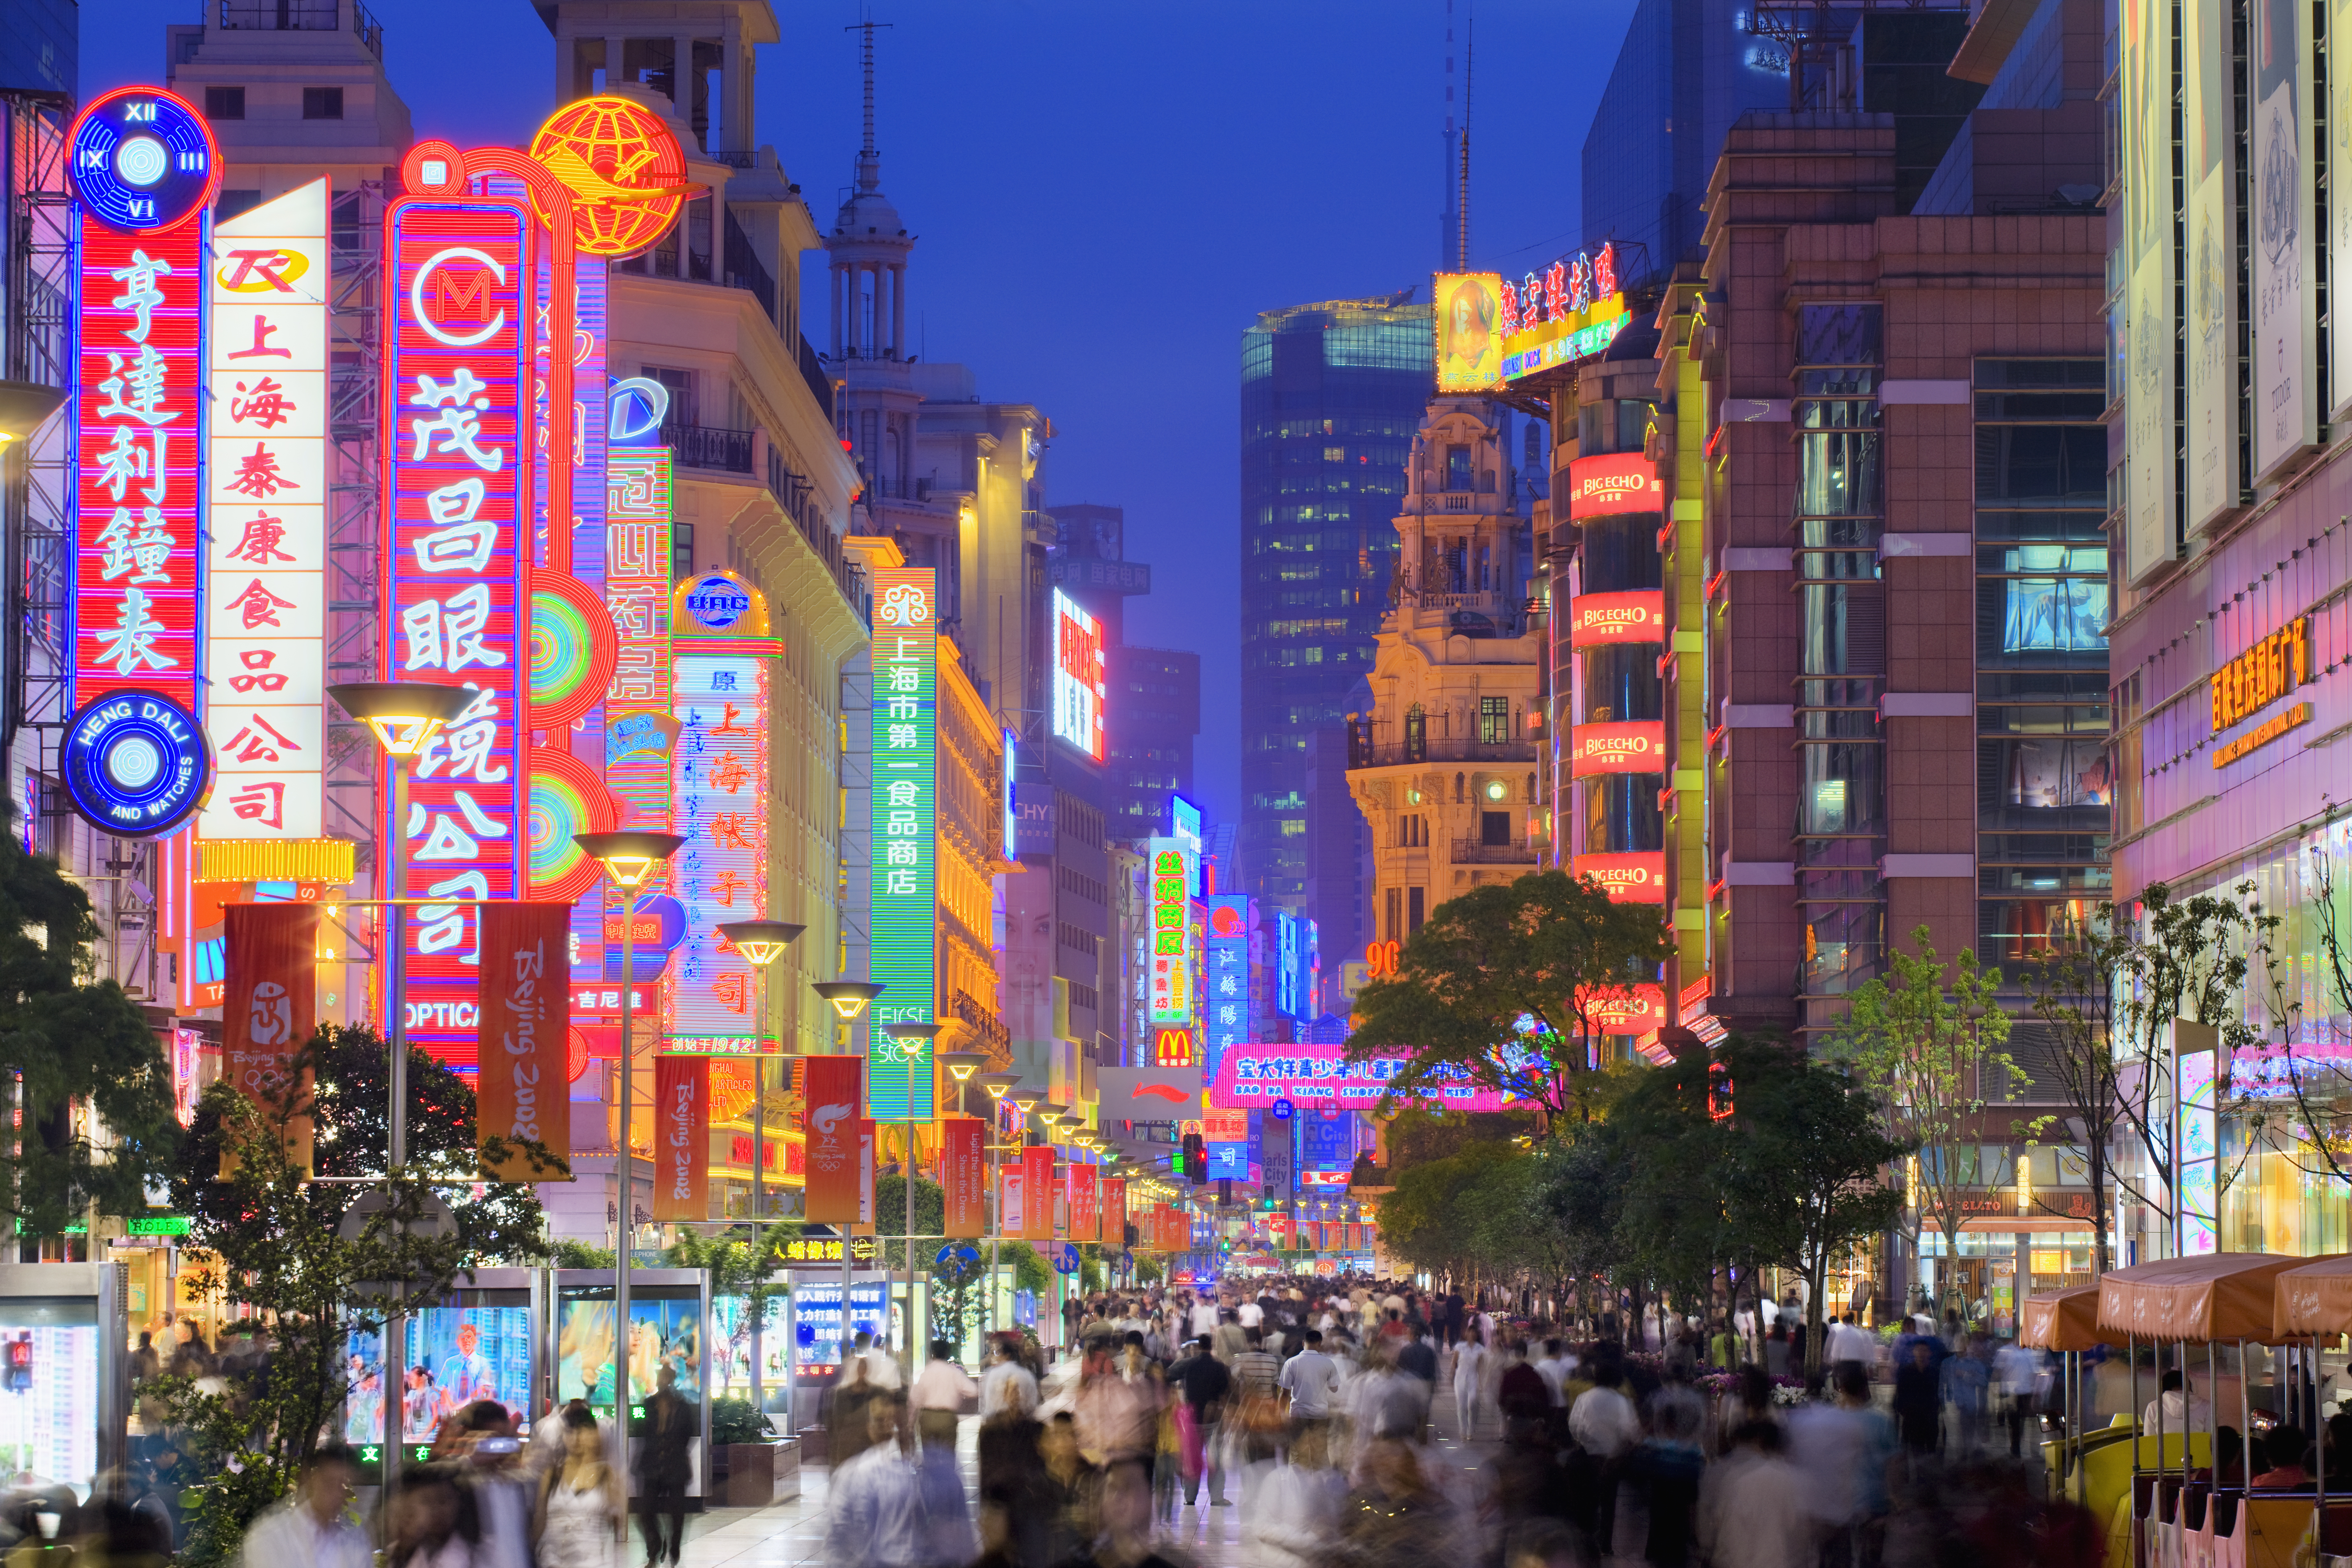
[217,0,382,55]
[798,336,833,422]
[952,991,1012,1061]
[722,206,776,327]
[661,422,754,475]
[1348,732,1536,768]
[1452,838,1539,864]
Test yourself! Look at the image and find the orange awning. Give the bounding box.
[2272,1255,2352,1339]
[2021,1285,2104,1351]
[2096,1253,2318,1343]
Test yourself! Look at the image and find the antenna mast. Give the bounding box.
[1458,17,1472,271]
[845,17,894,188]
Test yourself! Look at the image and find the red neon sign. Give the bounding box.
[1574,851,1667,903]
[1569,590,1666,648]
[1570,720,1666,776]
[1567,452,1660,520]
[1577,983,1671,1035]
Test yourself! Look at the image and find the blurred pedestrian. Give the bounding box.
[1452,1327,1489,1441]
[1697,1421,1809,1568]
[534,1407,622,1568]
[824,1393,925,1568]
[382,1465,481,1568]
[910,1340,974,1452]
[634,1365,694,1567]
[241,1443,368,1568]
[1893,1340,1943,1457]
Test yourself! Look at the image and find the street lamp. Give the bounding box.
[976,1072,1020,1340]
[809,979,882,1402]
[573,826,683,1514]
[938,1052,987,1119]
[715,919,803,1427]
[882,1020,946,1371]
[329,680,473,1480]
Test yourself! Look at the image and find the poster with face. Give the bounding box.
[556,1295,701,1407]
[2123,0,2178,581]
[398,1307,531,1439]
[2188,0,2241,528]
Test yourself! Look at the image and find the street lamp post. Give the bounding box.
[1037,1103,1069,1355]
[327,681,471,1484]
[716,920,804,1428]
[811,981,883,1406]
[881,1021,945,1372]
[976,1072,1019,1344]
[935,1053,986,1363]
[573,829,684,1536]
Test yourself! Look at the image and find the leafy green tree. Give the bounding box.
[1604,1053,1733,1313]
[1831,927,2015,1312]
[0,830,179,1234]
[1378,1138,1521,1279]
[1346,872,1673,1121]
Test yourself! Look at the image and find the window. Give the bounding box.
[1445,445,1473,491]
[1481,811,1510,846]
[1408,887,1425,933]
[1385,888,1402,942]
[1479,696,1509,744]
[672,523,696,582]
[302,87,344,120]
[645,366,696,428]
[205,86,245,120]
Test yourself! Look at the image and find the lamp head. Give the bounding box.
[329,681,477,759]
[977,1072,1022,1100]
[938,1051,987,1083]
[882,1020,946,1043]
[811,981,885,1021]
[1039,1103,1070,1127]
[571,830,686,890]
[1011,1091,1041,1114]
[716,920,806,967]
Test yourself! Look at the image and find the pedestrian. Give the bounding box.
[382,1465,481,1568]
[1696,1421,1810,1568]
[634,1365,694,1568]
[453,1401,534,1568]
[1784,1363,1894,1567]
[1625,1380,1707,1568]
[241,1443,369,1568]
[1893,1339,1943,1457]
[534,1406,622,1568]
[909,1339,974,1452]
[1278,1328,1340,1444]
[1450,1328,1489,1440]
[1944,1335,1990,1453]
[1169,1335,1231,1507]
[823,1393,927,1568]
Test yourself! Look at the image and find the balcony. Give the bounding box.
[218,0,382,57]
[662,422,754,475]
[1452,838,1540,865]
[1348,731,1536,768]
[951,991,1012,1063]
[767,446,864,611]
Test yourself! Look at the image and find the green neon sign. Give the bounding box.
[868,566,938,1120]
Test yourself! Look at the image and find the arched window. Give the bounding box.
[1454,772,1466,803]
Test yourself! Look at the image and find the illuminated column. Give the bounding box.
[869,565,939,1117]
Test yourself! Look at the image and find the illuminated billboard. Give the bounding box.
[870,566,938,1119]
[1573,851,1667,903]
[1433,272,1503,391]
[1566,453,1661,520]
[1051,588,1106,762]
[1205,895,1248,1072]
[1569,720,1666,776]
[1568,590,1666,647]
[666,652,771,1047]
[1147,838,1196,1025]
[1497,245,1629,381]
[200,179,329,841]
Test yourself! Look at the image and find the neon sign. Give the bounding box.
[63,86,221,835]
[1569,720,1666,776]
[1568,590,1666,647]
[1051,588,1106,761]
[1148,838,1196,1025]
[666,653,770,1044]
[1206,894,1248,1073]
[1573,851,1667,903]
[870,565,938,1119]
[1497,243,1629,381]
[2210,614,2311,733]
[200,180,328,839]
[1566,452,1661,520]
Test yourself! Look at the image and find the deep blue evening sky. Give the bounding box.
[83,0,1635,829]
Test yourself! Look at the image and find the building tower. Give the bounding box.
[1238,294,1431,947]
[1346,400,1545,950]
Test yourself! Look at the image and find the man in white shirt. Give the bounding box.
[1189,1294,1221,1340]
[911,1338,977,1449]
[2141,1370,2212,1432]
[1237,1298,1265,1330]
[1279,1330,1341,1425]
[826,1395,925,1568]
[1825,1314,1873,1368]
[979,1336,1039,1420]
[1533,1338,1574,1408]
[242,1444,371,1568]
[1569,1360,1639,1458]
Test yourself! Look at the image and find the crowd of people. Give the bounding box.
[815,1276,2104,1568]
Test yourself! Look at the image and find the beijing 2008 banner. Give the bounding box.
[475,901,572,1182]
[650,1055,709,1221]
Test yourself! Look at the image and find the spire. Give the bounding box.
[1440,0,1458,270]
[1458,15,1472,272]
[847,18,893,193]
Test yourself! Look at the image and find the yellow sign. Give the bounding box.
[527,96,692,259]
[2210,615,2311,732]
[2214,701,2310,767]
[1433,273,1503,391]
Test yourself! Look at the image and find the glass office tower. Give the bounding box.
[1238,294,1431,920]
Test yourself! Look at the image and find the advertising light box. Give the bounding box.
[1051,588,1106,761]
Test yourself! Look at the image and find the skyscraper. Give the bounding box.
[1238,293,1431,924]
[1106,645,1200,841]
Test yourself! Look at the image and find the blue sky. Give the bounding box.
[83,0,1636,829]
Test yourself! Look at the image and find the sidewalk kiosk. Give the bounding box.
[0,1263,126,1502]
[2263,1255,2352,1568]
[553,1267,710,1500]
[2023,1283,2108,1500]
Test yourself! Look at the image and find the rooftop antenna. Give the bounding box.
[846,17,894,191]
[1458,15,1472,271]
[1440,0,1459,270]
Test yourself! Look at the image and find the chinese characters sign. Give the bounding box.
[1205,895,1248,1075]
[1209,1043,1516,1112]
[201,179,329,839]
[665,653,770,1045]
[1050,588,1106,761]
[383,198,536,1060]
[869,566,938,1120]
[1147,839,1195,1025]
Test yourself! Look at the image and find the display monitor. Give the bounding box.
[790,1282,888,1378]
[0,1300,99,1499]
[555,1286,702,1411]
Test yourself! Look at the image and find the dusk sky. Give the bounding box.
[83,0,1635,829]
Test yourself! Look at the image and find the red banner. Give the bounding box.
[1573,851,1668,903]
[1022,1146,1055,1241]
[941,1117,985,1238]
[1267,1213,1291,1246]
[651,1056,708,1220]
[1570,720,1666,776]
[1160,1205,1190,1254]
[475,902,571,1181]
[1569,590,1666,647]
[1566,451,1660,519]
[1067,1164,1099,1242]
[1101,1177,1127,1246]
[223,904,317,1175]
[1000,1165,1027,1238]
[801,1055,862,1223]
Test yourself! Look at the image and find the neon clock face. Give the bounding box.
[66,87,221,234]
[60,690,210,835]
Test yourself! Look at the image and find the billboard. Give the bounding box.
[1568,590,1665,647]
[2187,0,2240,530]
[1569,720,1666,776]
[1209,1042,1517,1112]
[2252,0,2317,480]
[869,566,938,1119]
[1205,895,1248,1071]
[666,651,771,1046]
[1573,851,1667,903]
[1147,839,1195,1025]
[1274,909,1304,1021]
[1566,453,1661,520]
[2122,0,2179,580]
[1497,245,1630,380]
[1433,272,1504,391]
[1050,588,1106,761]
[200,178,328,839]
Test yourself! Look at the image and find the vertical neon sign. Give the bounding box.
[200,179,328,839]
[667,650,770,1047]
[1147,837,1195,1025]
[869,565,937,1120]
[382,197,535,1058]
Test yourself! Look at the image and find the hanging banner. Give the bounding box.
[650,1056,708,1221]
[1021,1146,1055,1241]
[1102,1177,1127,1247]
[2252,0,2317,480]
[858,1121,876,1228]
[222,903,317,1175]
[1067,1164,1099,1243]
[942,1117,985,1239]
[2189,0,2241,529]
[1000,1164,1027,1239]
[802,1055,863,1223]
[1159,1205,1190,1255]
[475,901,571,1181]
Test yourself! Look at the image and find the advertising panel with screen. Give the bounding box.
[1051,589,1106,761]
[404,1305,532,1440]
[555,1289,702,1410]
[791,1281,890,1378]
[712,1293,789,1399]
[0,1300,99,1499]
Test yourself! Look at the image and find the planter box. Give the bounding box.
[722,1440,800,1508]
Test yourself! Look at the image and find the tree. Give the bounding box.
[1345,872,1674,1121]
[1831,926,2017,1315]
[160,1051,484,1568]
[1718,1040,1904,1373]
[2020,911,2129,1275]
[1377,1139,1521,1280]
[0,829,180,1234]
[2237,830,2352,1203]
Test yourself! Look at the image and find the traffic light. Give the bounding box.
[1181,1132,1206,1183]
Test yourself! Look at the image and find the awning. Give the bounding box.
[2021,1285,2104,1351]
[2272,1255,2352,1339]
[2095,1253,2317,1343]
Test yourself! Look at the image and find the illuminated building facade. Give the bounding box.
[1345,399,1545,947]
[1239,293,1431,938]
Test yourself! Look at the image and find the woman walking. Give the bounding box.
[535,1407,622,1568]
[1452,1327,1488,1441]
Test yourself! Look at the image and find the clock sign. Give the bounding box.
[66,86,221,234]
